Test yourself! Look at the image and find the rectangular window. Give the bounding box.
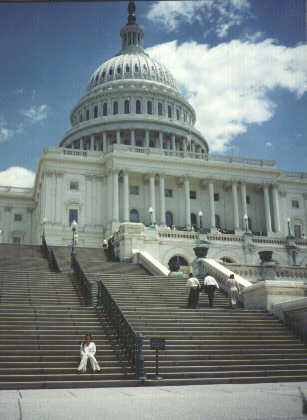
[292,200,299,208]
[165,189,173,197]
[70,181,79,191]
[13,237,21,244]
[69,209,78,226]
[14,214,22,222]
[214,193,219,201]
[129,185,139,195]
[190,191,197,199]
[246,195,250,204]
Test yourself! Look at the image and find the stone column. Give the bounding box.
[90,135,95,151]
[145,130,150,147]
[241,183,248,229]
[232,182,239,231]
[149,174,156,224]
[183,137,187,152]
[123,170,129,222]
[272,184,281,233]
[131,130,135,146]
[171,134,176,150]
[103,132,107,152]
[209,180,216,230]
[159,175,166,225]
[159,132,163,149]
[263,184,272,235]
[116,131,121,145]
[112,170,119,222]
[184,177,191,227]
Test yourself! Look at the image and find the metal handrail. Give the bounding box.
[41,235,61,272]
[71,254,93,306]
[97,279,146,380]
[284,312,307,345]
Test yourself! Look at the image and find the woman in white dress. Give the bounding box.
[226,274,240,308]
[77,334,101,374]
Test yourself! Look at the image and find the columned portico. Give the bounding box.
[232,182,240,232]
[112,170,119,222]
[241,183,248,229]
[208,180,216,231]
[184,177,191,227]
[272,184,281,234]
[149,174,156,224]
[123,170,129,222]
[159,174,166,225]
[263,184,272,235]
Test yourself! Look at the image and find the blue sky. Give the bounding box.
[0,0,306,187]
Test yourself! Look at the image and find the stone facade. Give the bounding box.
[0,3,307,272]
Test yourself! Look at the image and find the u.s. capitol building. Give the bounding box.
[1,2,307,275]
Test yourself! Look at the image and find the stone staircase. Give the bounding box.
[0,245,138,389]
[87,273,307,385]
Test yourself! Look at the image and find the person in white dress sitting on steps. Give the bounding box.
[77,334,101,374]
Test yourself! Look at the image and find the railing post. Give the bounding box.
[136,333,147,380]
[97,280,103,307]
[88,281,94,306]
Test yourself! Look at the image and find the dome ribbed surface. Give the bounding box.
[87,52,178,92]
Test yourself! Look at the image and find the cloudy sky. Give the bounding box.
[0,0,306,187]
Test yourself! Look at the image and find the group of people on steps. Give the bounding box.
[186,272,240,309]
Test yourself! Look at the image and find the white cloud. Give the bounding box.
[0,120,23,143]
[146,39,307,152]
[0,167,35,188]
[22,104,48,122]
[147,0,250,39]
[265,142,273,148]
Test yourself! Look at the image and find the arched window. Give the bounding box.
[79,113,82,123]
[103,103,107,116]
[176,109,180,120]
[248,217,252,231]
[102,71,106,79]
[117,66,121,74]
[147,100,153,115]
[143,64,147,72]
[165,211,173,227]
[94,106,98,118]
[220,256,236,264]
[168,105,172,118]
[126,64,130,73]
[168,256,188,272]
[135,64,139,72]
[113,101,118,115]
[215,214,221,228]
[86,110,90,121]
[109,68,113,76]
[130,209,139,223]
[124,100,130,114]
[191,213,197,230]
[136,100,141,114]
[158,102,163,116]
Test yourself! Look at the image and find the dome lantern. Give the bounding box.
[119,1,144,54]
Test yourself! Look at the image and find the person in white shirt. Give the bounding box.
[185,273,200,308]
[226,274,240,308]
[77,334,101,374]
[203,274,219,308]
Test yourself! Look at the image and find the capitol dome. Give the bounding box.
[87,53,178,92]
[87,2,178,92]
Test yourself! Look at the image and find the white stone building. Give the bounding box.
[0,2,307,273]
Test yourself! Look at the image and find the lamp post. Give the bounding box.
[70,220,78,272]
[148,206,154,226]
[287,217,292,237]
[42,217,48,240]
[198,210,203,231]
[243,214,248,233]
